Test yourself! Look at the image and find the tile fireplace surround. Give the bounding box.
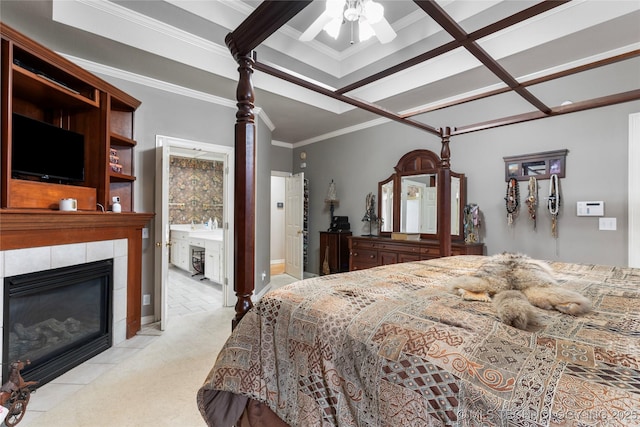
[0,239,129,381]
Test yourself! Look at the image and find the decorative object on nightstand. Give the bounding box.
[463,204,481,243]
[329,216,350,232]
[361,192,379,236]
[325,180,339,229]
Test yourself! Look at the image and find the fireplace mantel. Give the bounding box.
[0,210,154,337]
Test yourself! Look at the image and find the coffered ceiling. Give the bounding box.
[2,0,639,144]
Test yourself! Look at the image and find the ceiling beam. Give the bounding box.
[452,89,640,135]
[337,0,570,95]
[254,61,441,136]
[402,49,640,118]
[225,1,311,56]
[414,0,552,115]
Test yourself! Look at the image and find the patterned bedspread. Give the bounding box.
[198,256,640,426]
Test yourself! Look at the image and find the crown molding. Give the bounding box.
[61,54,275,132]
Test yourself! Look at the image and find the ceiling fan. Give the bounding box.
[299,0,397,44]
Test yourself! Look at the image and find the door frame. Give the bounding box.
[630,112,640,267]
[154,135,235,329]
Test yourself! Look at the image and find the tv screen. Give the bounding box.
[12,113,85,183]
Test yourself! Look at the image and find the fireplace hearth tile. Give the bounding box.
[114,256,127,291]
[23,383,84,412]
[114,238,127,257]
[5,246,51,276]
[50,361,114,386]
[51,243,86,269]
[87,345,142,365]
[87,240,115,263]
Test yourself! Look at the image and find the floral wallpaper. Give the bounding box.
[169,156,224,225]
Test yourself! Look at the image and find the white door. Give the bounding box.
[285,173,304,279]
[154,135,235,331]
[154,142,171,331]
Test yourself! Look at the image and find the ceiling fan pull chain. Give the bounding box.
[350,21,355,44]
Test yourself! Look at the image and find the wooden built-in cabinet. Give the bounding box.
[1,23,139,212]
[0,24,153,338]
[348,236,484,271]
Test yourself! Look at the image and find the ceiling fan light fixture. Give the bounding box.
[364,1,384,24]
[359,19,375,41]
[323,17,343,39]
[344,6,360,22]
[326,0,346,18]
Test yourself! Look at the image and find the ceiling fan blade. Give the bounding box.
[299,12,334,41]
[371,17,396,44]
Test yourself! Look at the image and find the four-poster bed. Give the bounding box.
[199,1,640,425]
[223,0,640,326]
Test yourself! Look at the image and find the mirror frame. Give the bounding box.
[378,149,466,241]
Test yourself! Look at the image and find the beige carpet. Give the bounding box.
[25,307,235,427]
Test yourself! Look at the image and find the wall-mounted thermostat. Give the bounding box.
[577,201,604,216]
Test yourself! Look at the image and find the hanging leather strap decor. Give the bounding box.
[505,177,519,225]
[548,174,560,237]
[526,176,538,229]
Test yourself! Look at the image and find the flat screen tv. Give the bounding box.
[12,113,85,183]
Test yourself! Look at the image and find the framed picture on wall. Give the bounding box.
[503,149,567,181]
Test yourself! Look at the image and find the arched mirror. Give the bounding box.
[378,149,465,241]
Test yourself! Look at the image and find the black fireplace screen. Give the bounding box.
[3,259,113,386]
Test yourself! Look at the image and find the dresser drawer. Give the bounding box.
[351,240,378,250]
[350,260,378,271]
[350,248,377,262]
[378,242,421,254]
[420,246,440,257]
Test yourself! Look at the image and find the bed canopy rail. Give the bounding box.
[224,0,640,327]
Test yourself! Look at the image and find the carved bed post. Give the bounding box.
[226,36,256,329]
[439,127,452,258]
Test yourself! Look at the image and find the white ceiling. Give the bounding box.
[2,0,639,145]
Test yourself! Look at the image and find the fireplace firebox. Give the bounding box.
[3,260,113,386]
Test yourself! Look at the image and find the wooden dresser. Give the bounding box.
[348,236,484,271]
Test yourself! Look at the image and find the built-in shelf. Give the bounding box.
[2,23,141,212]
[12,65,100,109]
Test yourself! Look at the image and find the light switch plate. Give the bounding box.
[599,217,616,231]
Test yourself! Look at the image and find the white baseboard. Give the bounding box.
[141,315,156,326]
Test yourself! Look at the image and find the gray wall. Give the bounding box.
[295,100,639,275]
[271,145,294,173]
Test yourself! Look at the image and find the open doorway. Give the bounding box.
[270,173,288,276]
[270,171,307,285]
[155,135,234,330]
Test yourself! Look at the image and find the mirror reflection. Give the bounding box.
[451,176,460,235]
[400,174,437,234]
[380,180,394,232]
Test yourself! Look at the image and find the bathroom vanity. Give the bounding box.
[169,225,224,284]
